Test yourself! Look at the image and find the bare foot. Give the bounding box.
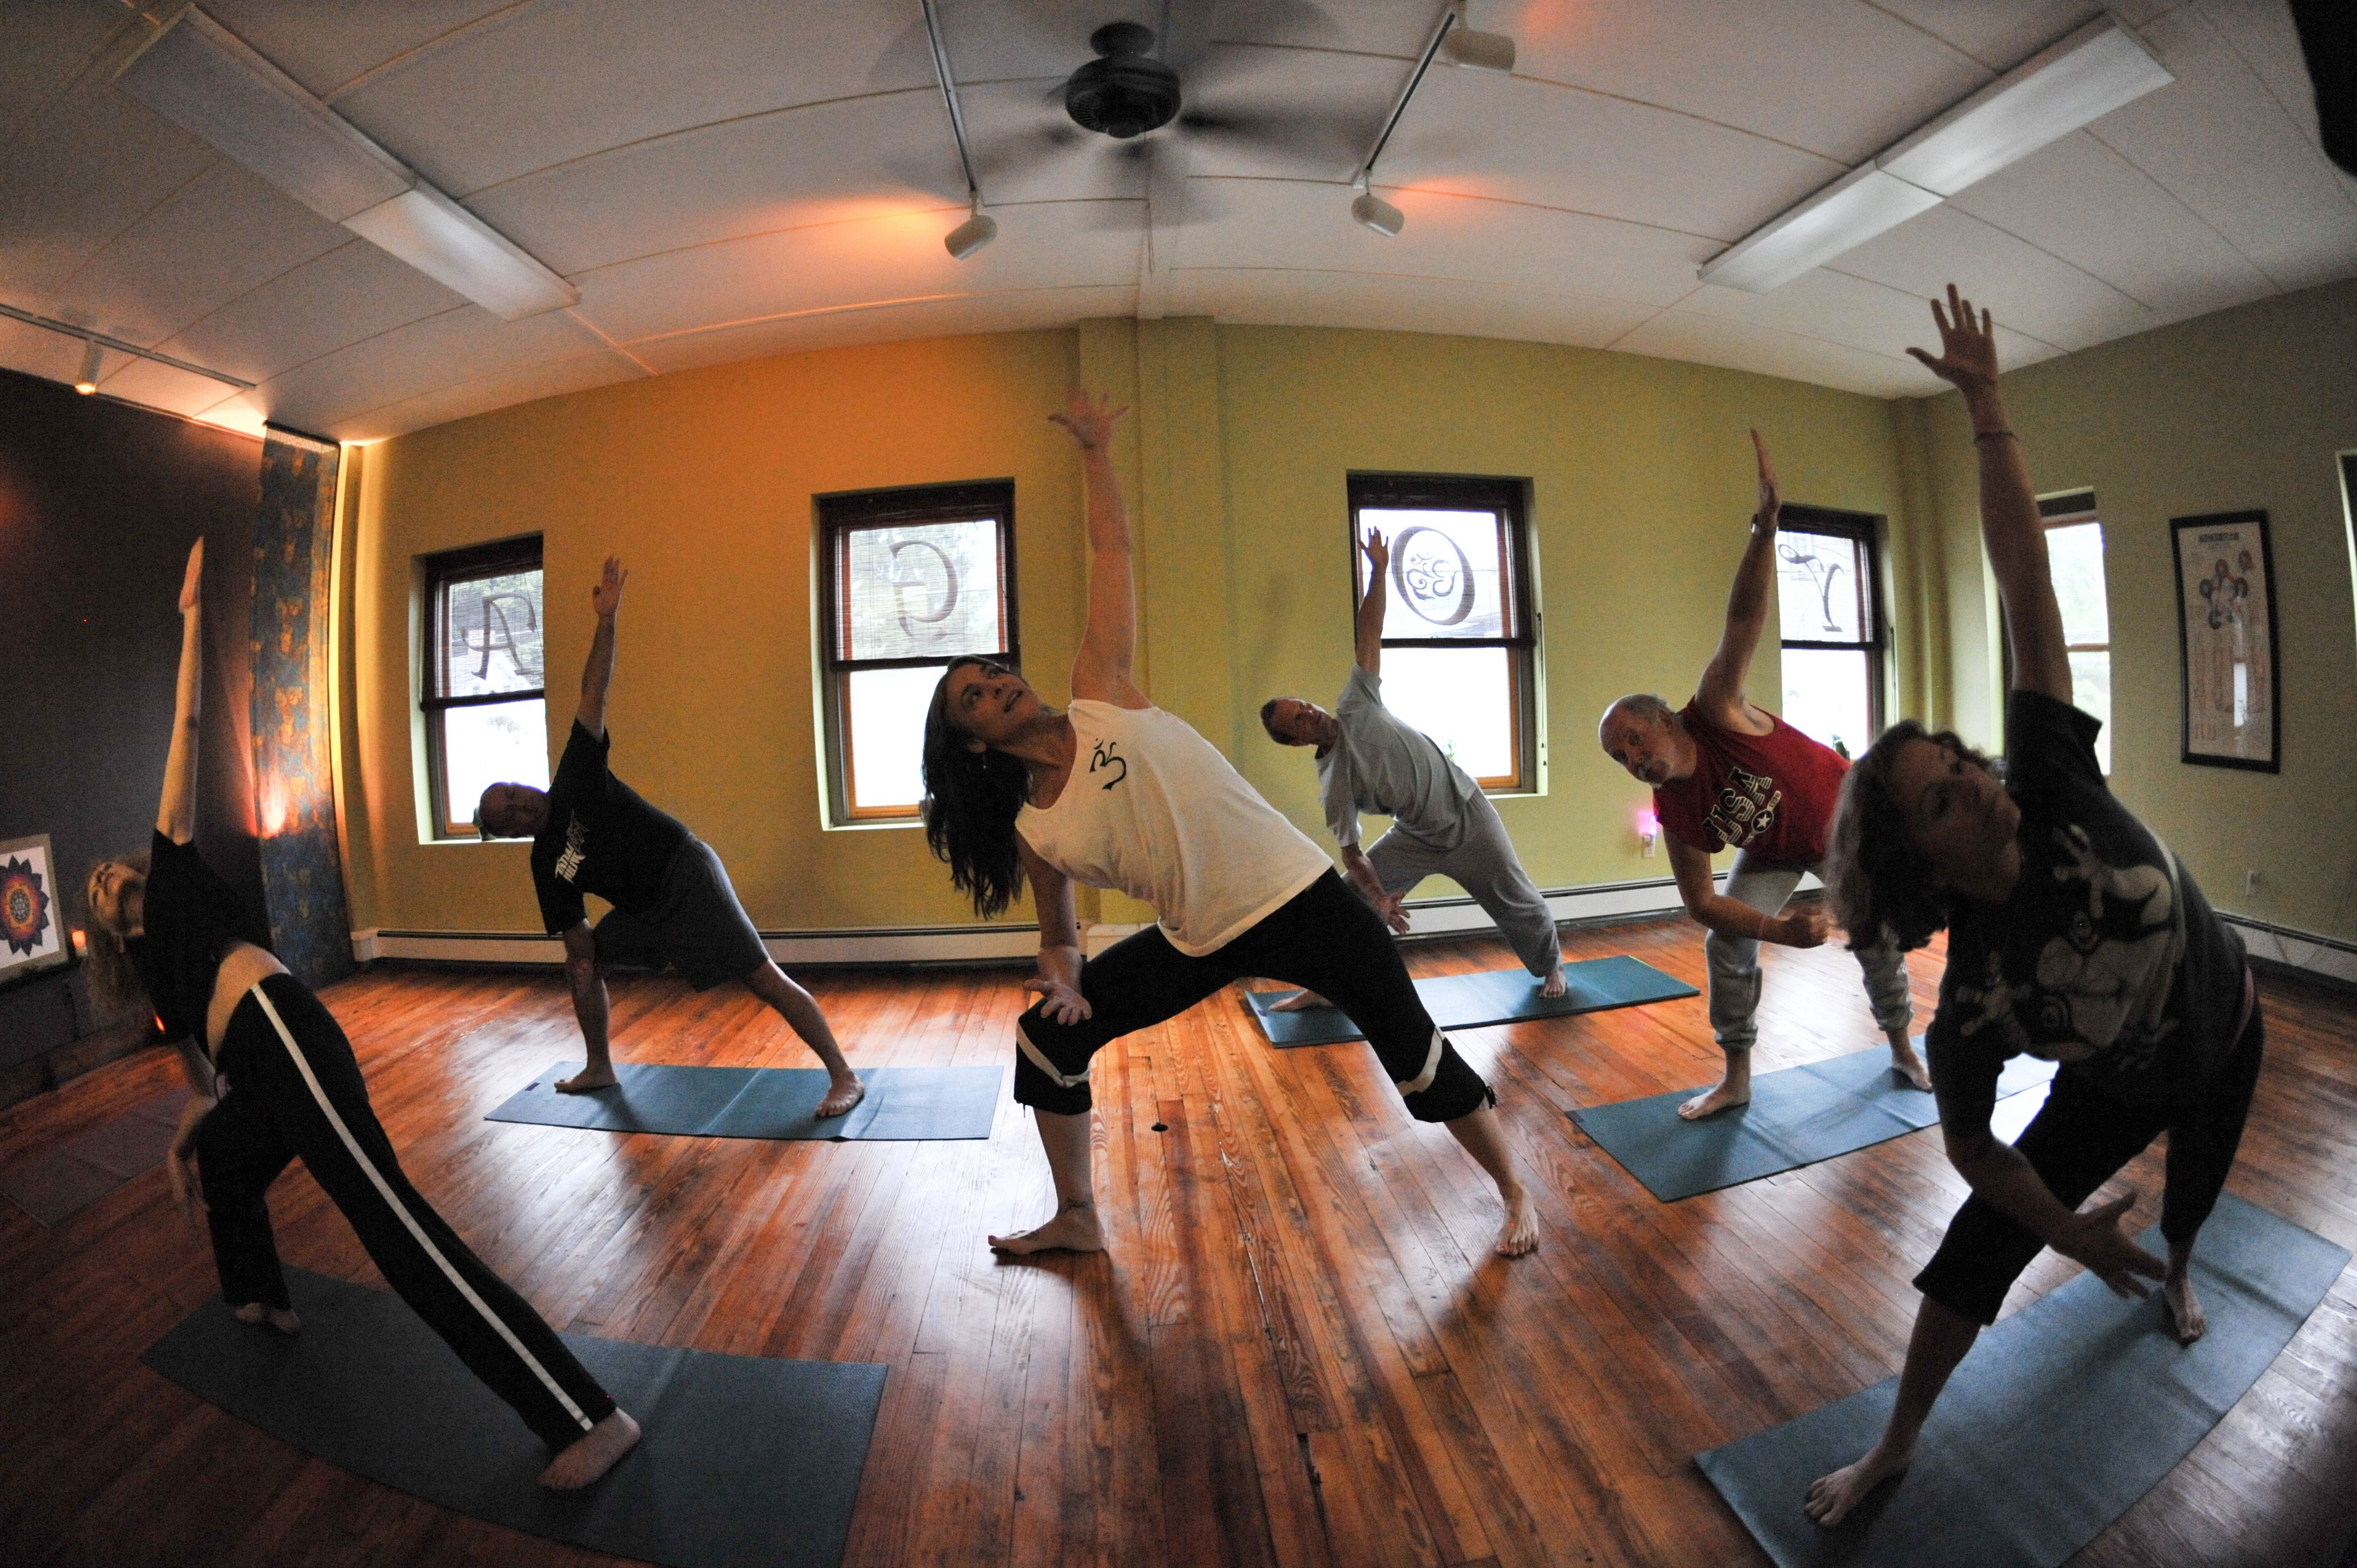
[540,1408,641,1490]
[989,1201,1104,1255]
[1889,1038,1933,1092]
[1495,1190,1538,1256]
[1269,990,1331,1013]
[234,1302,301,1335]
[1678,1079,1751,1120]
[2163,1268,2207,1344]
[1805,1441,1912,1526]
[1540,968,1568,998]
[818,1073,866,1118]
[555,1064,618,1094]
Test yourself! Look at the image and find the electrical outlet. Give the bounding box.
[1641,832,1656,859]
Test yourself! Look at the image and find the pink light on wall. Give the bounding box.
[258,773,291,838]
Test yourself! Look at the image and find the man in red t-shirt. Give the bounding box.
[1598,432,1924,1118]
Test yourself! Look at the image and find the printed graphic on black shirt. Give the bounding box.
[1946,821,2181,1077]
[554,814,587,884]
[1090,740,1128,791]
[1704,766,1782,849]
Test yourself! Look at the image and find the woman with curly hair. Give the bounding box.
[1805,289,2260,1526]
[921,392,1536,1258]
[83,540,639,1490]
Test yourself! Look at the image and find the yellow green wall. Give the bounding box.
[340,318,1927,937]
[1909,277,2357,945]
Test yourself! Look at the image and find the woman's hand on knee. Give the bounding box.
[1025,976,1092,1024]
[2057,1191,2165,1298]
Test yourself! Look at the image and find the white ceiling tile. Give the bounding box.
[0,314,97,389]
[0,89,218,306]
[624,285,1140,377]
[255,302,613,432]
[1612,307,1937,397]
[1860,0,2126,73]
[326,345,651,441]
[328,0,934,198]
[1154,45,1408,184]
[1948,130,2277,320]
[1382,70,1849,245]
[1172,178,1711,308]
[196,1,527,99]
[2189,0,2325,147]
[1499,0,1993,163]
[572,202,1145,344]
[1206,0,1432,59]
[0,0,125,148]
[1167,267,1658,347]
[156,239,469,384]
[2091,7,2357,291]
[1833,202,2160,350]
[470,91,964,276]
[48,161,349,348]
[88,353,248,421]
[1679,269,2058,364]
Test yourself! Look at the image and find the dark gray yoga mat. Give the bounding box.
[1244,957,1699,1048]
[142,1266,886,1568]
[0,1086,191,1225]
[485,1062,1001,1140]
[1696,1195,2350,1568]
[1571,1046,2059,1203]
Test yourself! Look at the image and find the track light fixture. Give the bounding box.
[1438,2,1516,74]
[945,194,999,260]
[74,337,103,394]
[1350,182,1406,238]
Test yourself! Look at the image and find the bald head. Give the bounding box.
[1598,693,1687,787]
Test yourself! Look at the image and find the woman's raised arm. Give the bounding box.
[156,539,204,844]
[1908,285,2070,705]
[1049,393,1146,708]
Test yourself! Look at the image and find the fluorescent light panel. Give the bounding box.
[1701,13,2171,292]
[116,8,578,319]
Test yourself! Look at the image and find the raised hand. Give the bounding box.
[1906,282,2001,396]
[1749,429,1780,531]
[1361,525,1391,580]
[1047,390,1126,453]
[1024,974,1093,1025]
[178,538,204,613]
[2056,1190,2166,1298]
[590,555,629,618]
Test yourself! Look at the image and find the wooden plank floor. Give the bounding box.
[3,917,2354,1567]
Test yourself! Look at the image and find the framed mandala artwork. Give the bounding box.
[0,834,70,987]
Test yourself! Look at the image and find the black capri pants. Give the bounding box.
[196,974,616,1452]
[1915,992,2263,1327]
[1014,870,1491,1123]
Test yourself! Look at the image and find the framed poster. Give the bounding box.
[0,834,70,987]
[2170,510,2279,772]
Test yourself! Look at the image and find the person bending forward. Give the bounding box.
[1261,525,1566,1009]
[1597,429,1923,1118]
[476,556,861,1114]
[83,540,637,1489]
[1805,287,2260,1526]
[922,393,1538,1258]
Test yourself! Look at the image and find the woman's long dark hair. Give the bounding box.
[922,657,1035,918]
[1825,719,1998,953]
[81,848,153,1022]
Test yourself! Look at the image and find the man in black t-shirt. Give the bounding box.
[476,556,863,1116]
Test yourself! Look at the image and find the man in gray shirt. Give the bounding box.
[1262,530,1566,1008]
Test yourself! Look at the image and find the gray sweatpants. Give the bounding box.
[1363,793,1562,979]
[1707,849,1912,1053]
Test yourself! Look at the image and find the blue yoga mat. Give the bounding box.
[486,1063,1001,1141]
[1696,1195,2350,1568]
[1572,1045,2059,1202]
[1244,956,1698,1048]
[142,1266,887,1568]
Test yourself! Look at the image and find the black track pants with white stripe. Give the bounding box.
[195,974,615,1452]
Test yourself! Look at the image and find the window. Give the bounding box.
[1346,474,1537,790]
[2040,489,2110,773]
[818,482,1017,823]
[1774,508,1884,760]
[422,537,546,838]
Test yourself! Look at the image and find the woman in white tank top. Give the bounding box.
[919,394,1537,1260]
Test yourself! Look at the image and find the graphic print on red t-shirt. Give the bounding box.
[1651,701,1849,866]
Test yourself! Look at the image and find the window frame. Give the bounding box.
[1345,472,1538,792]
[2037,488,2109,772]
[1774,504,1887,742]
[420,534,546,840]
[816,481,1019,826]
